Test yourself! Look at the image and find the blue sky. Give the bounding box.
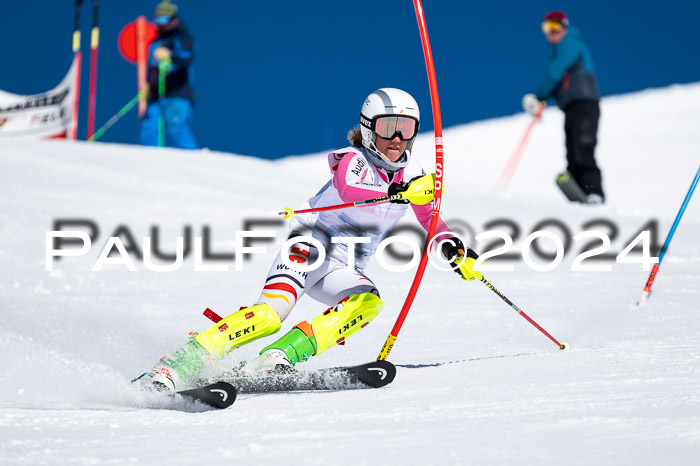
[2,1,698,158]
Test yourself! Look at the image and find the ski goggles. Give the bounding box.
[365,115,419,141]
[541,20,565,35]
[154,15,174,25]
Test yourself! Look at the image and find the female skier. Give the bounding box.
[137,88,480,391]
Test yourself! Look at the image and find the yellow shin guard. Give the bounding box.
[195,304,281,358]
[311,293,383,355]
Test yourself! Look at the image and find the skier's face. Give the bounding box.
[545,29,566,44]
[375,135,407,162]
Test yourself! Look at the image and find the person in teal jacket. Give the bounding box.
[523,10,604,204]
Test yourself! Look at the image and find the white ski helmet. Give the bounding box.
[360,88,420,170]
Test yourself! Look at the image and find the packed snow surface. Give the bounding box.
[1,83,699,465]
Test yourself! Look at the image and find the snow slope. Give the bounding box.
[1,83,699,465]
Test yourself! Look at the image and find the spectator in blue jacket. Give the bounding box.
[523,10,604,204]
[139,1,197,150]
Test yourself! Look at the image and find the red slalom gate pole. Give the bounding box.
[495,102,545,191]
[136,16,149,118]
[377,0,444,361]
[69,0,83,140]
[87,0,100,139]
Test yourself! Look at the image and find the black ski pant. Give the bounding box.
[564,100,603,198]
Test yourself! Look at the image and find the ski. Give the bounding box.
[205,360,396,394]
[556,171,587,203]
[176,381,237,409]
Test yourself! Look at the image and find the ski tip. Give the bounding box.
[556,172,570,184]
[178,381,237,409]
[356,360,396,388]
[207,382,237,408]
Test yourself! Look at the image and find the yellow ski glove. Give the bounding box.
[440,237,482,281]
[388,173,436,205]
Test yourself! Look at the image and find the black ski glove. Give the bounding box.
[388,181,411,204]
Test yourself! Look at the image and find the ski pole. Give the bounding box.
[378,0,444,361]
[280,173,435,219]
[638,165,700,306]
[479,276,568,350]
[279,195,399,219]
[88,89,147,141]
[496,102,545,191]
[158,59,168,147]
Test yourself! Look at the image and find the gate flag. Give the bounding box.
[0,57,79,140]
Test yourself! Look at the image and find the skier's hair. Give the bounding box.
[347,127,363,148]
